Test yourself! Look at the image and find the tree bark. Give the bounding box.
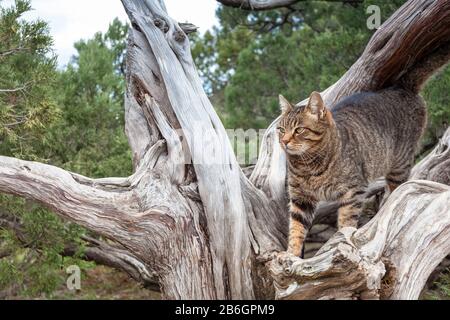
[411,128,450,185]
[64,236,159,290]
[0,0,450,299]
[216,0,301,11]
[0,208,160,290]
[270,180,450,300]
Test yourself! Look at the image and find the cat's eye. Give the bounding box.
[303,127,321,135]
[277,127,285,134]
[297,127,318,135]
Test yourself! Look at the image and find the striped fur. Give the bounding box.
[278,89,427,257]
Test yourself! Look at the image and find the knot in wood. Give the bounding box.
[174,30,186,42]
[154,18,169,33]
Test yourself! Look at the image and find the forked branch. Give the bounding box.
[0,156,135,240]
[270,180,450,300]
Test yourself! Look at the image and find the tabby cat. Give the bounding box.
[277,47,450,257]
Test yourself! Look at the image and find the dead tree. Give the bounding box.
[0,0,450,299]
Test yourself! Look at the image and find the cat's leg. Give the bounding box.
[288,216,306,257]
[337,203,361,229]
[386,162,412,192]
[337,190,362,229]
[288,201,315,258]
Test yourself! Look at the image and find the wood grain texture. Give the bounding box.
[411,127,450,185]
[0,0,449,300]
[270,181,450,300]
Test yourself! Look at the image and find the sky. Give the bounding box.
[3,0,218,67]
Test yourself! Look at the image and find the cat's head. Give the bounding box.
[277,91,333,156]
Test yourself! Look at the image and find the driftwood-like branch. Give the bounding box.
[0,156,136,241]
[179,22,198,34]
[0,86,27,93]
[64,236,159,290]
[0,142,217,299]
[217,0,300,10]
[0,0,449,300]
[270,180,450,300]
[0,209,159,290]
[411,128,450,185]
[0,145,186,287]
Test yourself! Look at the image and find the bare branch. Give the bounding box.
[0,210,159,291]
[270,180,450,300]
[65,236,159,290]
[0,47,29,58]
[179,22,198,34]
[410,127,450,185]
[217,0,300,11]
[0,85,28,93]
[0,156,137,243]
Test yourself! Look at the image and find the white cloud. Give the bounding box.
[165,0,218,31]
[2,0,218,67]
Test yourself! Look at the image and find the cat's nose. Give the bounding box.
[281,138,290,145]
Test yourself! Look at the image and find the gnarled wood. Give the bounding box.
[0,0,450,300]
[216,0,300,11]
[411,127,450,185]
[270,181,450,300]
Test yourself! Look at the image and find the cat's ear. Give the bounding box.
[306,91,326,119]
[279,94,293,114]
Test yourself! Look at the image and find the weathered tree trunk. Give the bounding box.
[270,180,450,300]
[411,128,450,184]
[0,0,450,299]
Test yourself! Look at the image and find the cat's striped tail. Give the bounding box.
[398,42,450,93]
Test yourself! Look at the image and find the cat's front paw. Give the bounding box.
[287,245,303,258]
[276,251,298,269]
